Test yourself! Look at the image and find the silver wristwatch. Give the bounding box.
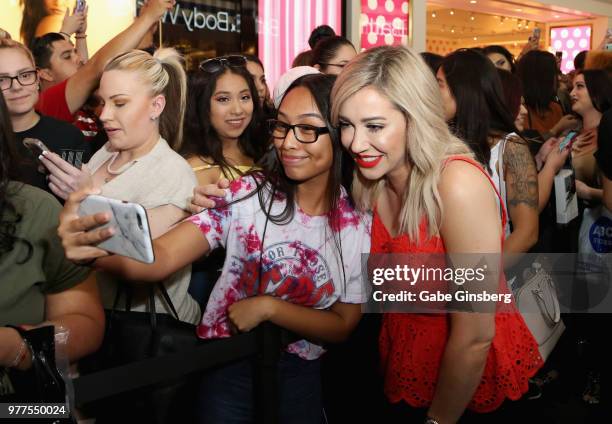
[424,418,440,424]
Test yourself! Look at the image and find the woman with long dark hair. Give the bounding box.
[438,49,539,264]
[484,45,516,73]
[182,56,266,186]
[0,91,103,378]
[517,50,578,140]
[57,73,370,423]
[20,0,73,48]
[311,36,357,76]
[570,69,612,192]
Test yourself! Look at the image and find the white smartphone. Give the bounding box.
[532,27,541,41]
[78,195,155,264]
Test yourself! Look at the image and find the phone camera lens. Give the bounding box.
[136,214,143,229]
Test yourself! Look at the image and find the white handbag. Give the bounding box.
[514,262,565,361]
[496,135,565,361]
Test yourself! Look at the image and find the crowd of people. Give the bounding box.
[1,0,612,423]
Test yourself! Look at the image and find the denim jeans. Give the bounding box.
[197,352,322,424]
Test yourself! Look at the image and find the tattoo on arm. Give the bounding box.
[504,139,539,210]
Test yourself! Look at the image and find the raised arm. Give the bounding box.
[58,188,210,282]
[65,0,176,114]
[428,160,501,424]
[59,6,88,62]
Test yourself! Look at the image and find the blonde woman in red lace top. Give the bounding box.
[331,46,543,423]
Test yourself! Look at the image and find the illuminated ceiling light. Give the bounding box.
[451,26,455,33]
[473,36,478,41]
[470,13,475,21]
[515,8,523,12]
[431,12,437,18]
[450,9,455,15]
[554,15,560,18]
[470,0,477,3]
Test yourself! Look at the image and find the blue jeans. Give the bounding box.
[197,353,322,424]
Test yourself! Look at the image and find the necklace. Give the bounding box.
[104,153,137,183]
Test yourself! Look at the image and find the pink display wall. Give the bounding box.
[258,0,342,92]
[550,25,592,73]
[360,0,409,50]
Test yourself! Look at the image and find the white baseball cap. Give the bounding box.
[273,66,321,109]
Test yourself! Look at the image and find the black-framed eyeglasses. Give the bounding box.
[199,55,247,74]
[318,62,347,68]
[0,70,37,91]
[267,119,330,144]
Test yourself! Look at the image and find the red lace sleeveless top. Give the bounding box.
[375,156,543,413]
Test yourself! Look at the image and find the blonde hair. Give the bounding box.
[0,38,35,66]
[104,48,187,150]
[331,45,471,240]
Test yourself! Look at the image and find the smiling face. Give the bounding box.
[570,74,594,116]
[337,86,408,181]
[246,60,268,107]
[98,69,164,151]
[0,47,39,117]
[274,86,333,185]
[209,71,254,143]
[487,52,512,72]
[436,67,457,121]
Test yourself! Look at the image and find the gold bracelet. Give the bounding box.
[75,34,87,39]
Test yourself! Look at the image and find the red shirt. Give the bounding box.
[376,156,543,413]
[36,79,73,122]
[37,79,102,144]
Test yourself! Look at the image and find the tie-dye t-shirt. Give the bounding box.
[187,175,371,360]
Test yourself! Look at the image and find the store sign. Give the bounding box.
[360,0,409,50]
[137,1,240,33]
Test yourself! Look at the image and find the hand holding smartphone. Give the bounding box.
[78,195,155,263]
[76,0,86,13]
[23,137,50,158]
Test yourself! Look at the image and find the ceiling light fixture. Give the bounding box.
[450,9,455,15]
[451,26,455,33]
[470,0,477,3]
[432,12,437,18]
[473,36,478,41]
[470,13,475,21]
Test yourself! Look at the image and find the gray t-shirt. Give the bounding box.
[87,138,200,324]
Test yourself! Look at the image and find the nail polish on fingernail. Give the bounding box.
[38,155,44,161]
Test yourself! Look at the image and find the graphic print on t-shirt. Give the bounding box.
[235,241,335,307]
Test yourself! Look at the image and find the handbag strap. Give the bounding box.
[496,133,509,215]
[156,283,181,321]
[111,282,179,329]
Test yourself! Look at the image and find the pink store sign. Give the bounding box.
[550,25,592,73]
[258,0,342,91]
[360,0,409,50]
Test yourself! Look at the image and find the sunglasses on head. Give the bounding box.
[199,55,247,73]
